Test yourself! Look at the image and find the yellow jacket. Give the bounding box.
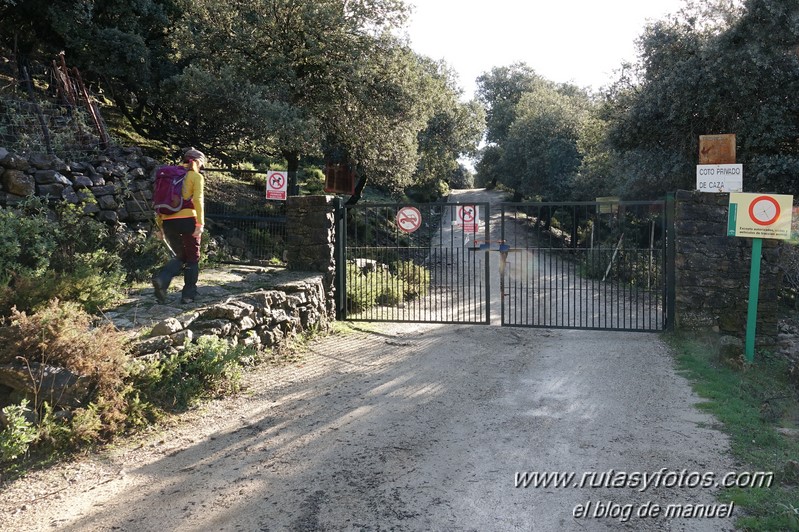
[155,166,204,228]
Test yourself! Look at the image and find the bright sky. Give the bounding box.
[404,0,686,98]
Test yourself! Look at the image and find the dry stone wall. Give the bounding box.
[0,146,158,224]
[673,190,782,345]
[133,275,330,358]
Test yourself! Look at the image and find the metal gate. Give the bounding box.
[337,202,490,324]
[499,200,673,331]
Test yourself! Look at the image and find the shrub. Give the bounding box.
[130,336,247,411]
[346,260,431,312]
[0,199,127,315]
[52,250,125,313]
[114,227,168,282]
[301,167,326,195]
[345,262,376,312]
[0,400,37,462]
[392,260,430,300]
[0,300,129,416]
[0,198,56,283]
[579,247,661,287]
[374,277,406,306]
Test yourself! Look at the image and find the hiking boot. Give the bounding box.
[180,297,195,305]
[152,277,167,304]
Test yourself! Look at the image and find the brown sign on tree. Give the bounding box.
[699,134,736,164]
[324,163,356,195]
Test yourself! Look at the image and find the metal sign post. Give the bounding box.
[745,238,763,361]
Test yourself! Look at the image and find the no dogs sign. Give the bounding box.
[266,171,288,201]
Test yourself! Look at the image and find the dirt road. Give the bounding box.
[0,191,736,531]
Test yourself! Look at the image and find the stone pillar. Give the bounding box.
[285,195,339,316]
[674,190,782,345]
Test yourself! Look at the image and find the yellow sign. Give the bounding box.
[596,196,619,214]
[727,193,794,240]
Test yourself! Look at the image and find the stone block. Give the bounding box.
[36,183,65,198]
[151,317,184,336]
[2,169,34,196]
[97,210,117,222]
[97,195,119,210]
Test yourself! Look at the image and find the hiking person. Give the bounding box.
[152,148,206,304]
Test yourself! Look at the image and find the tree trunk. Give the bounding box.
[345,173,367,205]
[285,151,300,195]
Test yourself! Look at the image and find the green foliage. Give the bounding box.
[346,260,431,313]
[0,198,56,282]
[115,228,168,282]
[374,277,406,307]
[0,199,127,315]
[0,300,129,411]
[475,65,596,200]
[476,63,544,145]
[3,0,478,198]
[301,167,326,195]
[69,403,104,445]
[605,0,799,198]
[579,247,661,288]
[0,97,101,158]
[345,262,376,313]
[0,299,268,467]
[242,227,285,263]
[34,402,71,450]
[449,164,475,190]
[391,260,430,300]
[130,336,247,411]
[669,333,799,531]
[472,1,799,201]
[406,179,450,203]
[0,400,37,462]
[52,251,125,313]
[414,58,485,188]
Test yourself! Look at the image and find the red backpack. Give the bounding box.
[153,165,193,215]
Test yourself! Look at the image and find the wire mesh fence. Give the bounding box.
[0,95,108,160]
[203,168,287,265]
[1,52,111,160]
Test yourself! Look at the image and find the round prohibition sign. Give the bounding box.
[396,206,422,233]
[458,205,477,223]
[269,172,286,190]
[748,195,780,226]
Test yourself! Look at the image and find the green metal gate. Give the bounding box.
[499,200,673,331]
[336,202,491,324]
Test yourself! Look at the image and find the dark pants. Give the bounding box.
[155,217,201,300]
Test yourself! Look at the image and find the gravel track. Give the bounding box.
[0,190,736,531]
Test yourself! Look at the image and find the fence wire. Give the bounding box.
[0,95,110,160]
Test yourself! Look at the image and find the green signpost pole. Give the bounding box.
[745,237,763,362]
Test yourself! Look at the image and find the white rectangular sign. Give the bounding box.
[266,170,288,201]
[696,164,743,192]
